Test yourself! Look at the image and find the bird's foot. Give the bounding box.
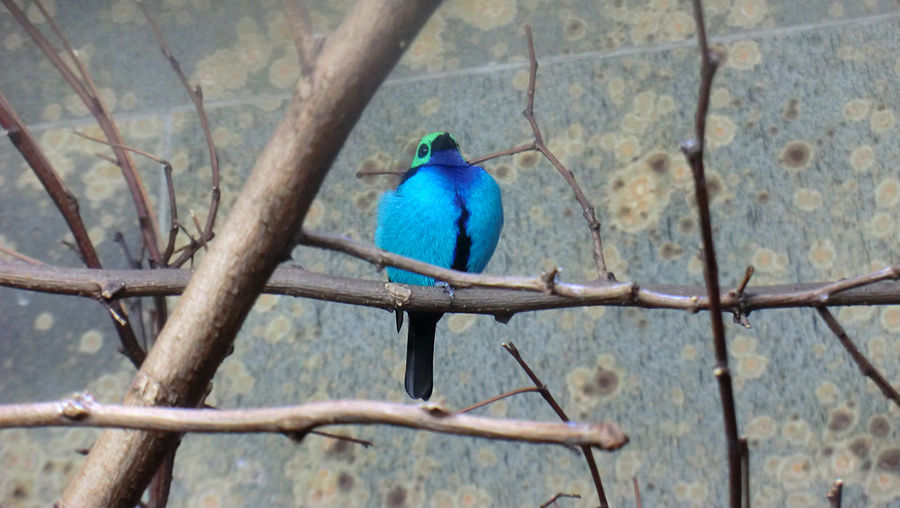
[435,281,455,304]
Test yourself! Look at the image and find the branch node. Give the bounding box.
[101,281,126,300]
[679,138,700,158]
[687,296,701,314]
[540,268,559,294]
[494,313,514,324]
[826,478,843,508]
[730,266,755,298]
[420,402,451,418]
[61,392,94,420]
[731,311,751,329]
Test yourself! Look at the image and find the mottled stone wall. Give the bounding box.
[3,0,900,506]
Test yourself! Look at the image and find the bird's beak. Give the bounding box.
[431,132,458,152]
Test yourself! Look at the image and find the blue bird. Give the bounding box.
[375,132,504,400]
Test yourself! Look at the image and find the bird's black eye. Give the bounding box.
[417,143,429,158]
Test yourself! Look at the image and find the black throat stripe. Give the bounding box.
[451,200,471,272]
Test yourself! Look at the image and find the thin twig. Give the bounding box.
[468,141,537,166]
[816,306,900,408]
[300,229,569,293]
[0,393,628,449]
[72,129,183,269]
[732,266,755,298]
[681,1,740,506]
[135,0,221,269]
[459,387,542,413]
[633,477,642,508]
[308,430,374,448]
[826,479,843,508]
[189,210,208,252]
[72,130,171,167]
[504,342,612,508]
[161,162,179,265]
[520,26,610,281]
[0,243,45,265]
[355,168,407,178]
[740,437,749,508]
[730,266,755,328]
[5,0,161,367]
[280,0,319,76]
[113,232,142,270]
[538,492,581,508]
[98,299,146,365]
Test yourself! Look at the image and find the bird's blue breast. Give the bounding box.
[375,163,503,286]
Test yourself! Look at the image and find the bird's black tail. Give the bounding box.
[405,312,442,400]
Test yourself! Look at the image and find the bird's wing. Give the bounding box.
[375,167,460,286]
[462,169,504,274]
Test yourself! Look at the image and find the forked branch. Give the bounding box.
[504,342,611,508]
[135,0,221,269]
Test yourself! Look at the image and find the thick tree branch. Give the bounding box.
[59,1,444,507]
[4,260,900,316]
[0,393,628,450]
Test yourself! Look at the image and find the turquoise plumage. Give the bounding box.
[375,132,504,400]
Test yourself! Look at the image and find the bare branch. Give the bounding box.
[300,229,567,293]
[732,266,755,299]
[0,88,145,368]
[504,342,611,508]
[681,1,740,505]
[134,0,221,269]
[633,477,642,508]
[520,26,610,281]
[3,0,163,265]
[71,129,184,270]
[307,430,374,448]
[468,141,537,166]
[826,479,843,508]
[148,446,176,508]
[740,437,749,508]
[355,167,407,178]
[459,387,542,414]
[6,262,900,316]
[0,243,45,265]
[0,393,627,450]
[0,91,101,268]
[816,306,900,408]
[538,492,581,508]
[280,0,320,76]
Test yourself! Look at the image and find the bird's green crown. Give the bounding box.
[411,132,462,168]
